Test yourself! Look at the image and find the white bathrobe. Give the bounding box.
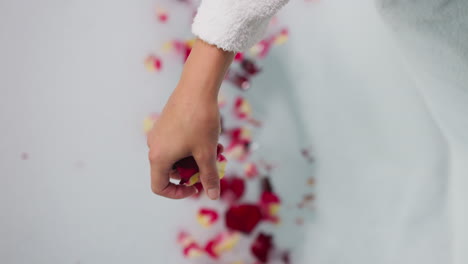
[192,0,468,263]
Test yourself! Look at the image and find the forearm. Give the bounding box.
[177,39,235,102]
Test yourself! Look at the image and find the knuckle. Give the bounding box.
[148,149,162,163]
[195,149,216,163]
[202,172,219,186]
[195,154,209,164]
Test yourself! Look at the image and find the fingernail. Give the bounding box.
[207,188,219,200]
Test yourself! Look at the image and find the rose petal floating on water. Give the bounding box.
[262,191,281,204]
[220,176,245,203]
[241,59,261,76]
[234,52,244,61]
[251,232,274,263]
[227,72,251,90]
[205,231,241,259]
[225,141,251,161]
[174,144,227,186]
[172,40,186,51]
[260,191,281,224]
[274,28,289,46]
[143,113,159,134]
[261,177,274,193]
[301,147,315,163]
[250,40,268,58]
[171,40,192,62]
[259,178,281,223]
[144,54,162,72]
[234,97,252,120]
[183,242,204,258]
[177,231,193,245]
[244,162,259,179]
[225,204,263,234]
[162,41,173,52]
[282,251,291,264]
[177,231,205,258]
[252,39,273,59]
[229,127,252,141]
[156,7,169,23]
[185,38,196,48]
[182,40,194,61]
[197,208,219,227]
[225,127,252,161]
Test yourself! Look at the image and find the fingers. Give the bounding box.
[149,150,197,199]
[151,181,198,199]
[194,146,220,200]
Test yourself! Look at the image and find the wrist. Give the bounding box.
[177,75,220,103]
[177,39,235,101]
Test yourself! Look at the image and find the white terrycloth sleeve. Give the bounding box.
[192,0,290,52]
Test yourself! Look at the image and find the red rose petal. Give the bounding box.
[225,127,252,161]
[229,73,251,91]
[241,59,261,75]
[259,178,281,223]
[177,231,205,258]
[205,231,240,259]
[256,40,272,59]
[225,204,262,234]
[144,54,163,72]
[220,176,246,202]
[234,52,244,61]
[244,162,259,179]
[171,40,192,62]
[156,8,169,23]
[183,242,204,258]
[234,97,252,119]
[282,251,291,264]
[174,156,199,185]
[197,208,219,227]
[251,232,274,263]
[261,191,281,204]
[174,144,226,186]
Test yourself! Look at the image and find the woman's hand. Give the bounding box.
[147,39,234,200]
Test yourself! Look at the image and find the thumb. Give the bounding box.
[194,147,220,200]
